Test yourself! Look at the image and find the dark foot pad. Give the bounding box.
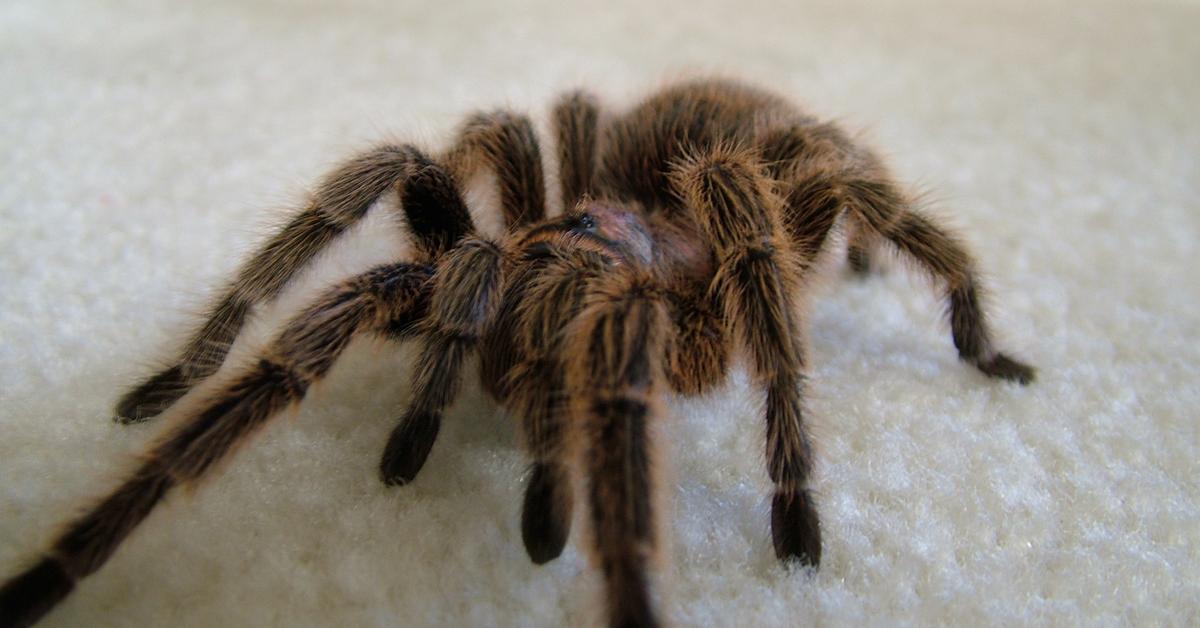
[606,561,659,628]
[847,245,872,276]
[771,489,821,567]
[379,410,441,486]
[114,366,191,424]
[0,558,75,628]
[976,353,1036,385]
[521,463,572,564]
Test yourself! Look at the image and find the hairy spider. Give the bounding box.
[0,78,1034,628]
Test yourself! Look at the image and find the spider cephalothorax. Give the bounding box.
[0,78,1034,628]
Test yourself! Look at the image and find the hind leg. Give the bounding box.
[379,108,555,486]
[840,172,1035,383]
[844,216,878,275]
[762,123,1034,383]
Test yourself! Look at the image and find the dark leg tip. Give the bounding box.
[0,558,75,628]
[847,245,872,277]
[605,562,659,628]
[610,606,660,628]
[771,489,822,568]
[521,463,572,565]
[378,411,441,487]
[976,353,1036,385]
[113,366,190,424]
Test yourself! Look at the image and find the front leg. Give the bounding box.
[504,249,608,563]
[552,89,601,209]
[672,145,821,566]
[382,107,553,485]
[565,269,670,628]
[379,238,505,485]
[115,145,450,423]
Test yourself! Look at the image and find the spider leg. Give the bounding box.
[505,249,608,563]
[566,269,669,628]
[842,176,1035,382]
[762,123,1034,383]
[673,144,821,566]
[0,263,432,628]
[844,217,877,275]
[552,89,601,209]
[115,145,470,423]
[378,238,504,485]
[380,110,551,485]
[520,457,573,565]
[473,86,601,402]
[664,277,729,396]
[444,109,548,227]
[776,155,879,278]
[761,121,859,272]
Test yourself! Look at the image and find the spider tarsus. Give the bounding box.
[112,404,169,424]
[846,244,872,276]
[771,489,822,568]
[113,366,190,423]
[975,353,1036,385]
[606,561,659,628]
[0,557,74,628]
[521,463,572,564]
[379,410,441,486]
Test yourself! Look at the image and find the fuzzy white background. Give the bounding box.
[2,0,1197,626]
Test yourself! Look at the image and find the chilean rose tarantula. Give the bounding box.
[0,78,1034,628]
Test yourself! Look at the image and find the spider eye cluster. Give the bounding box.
[576,213,596,231]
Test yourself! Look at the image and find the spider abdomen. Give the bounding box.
[597,78,801,211]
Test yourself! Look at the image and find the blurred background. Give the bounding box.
[2,0,1197,625]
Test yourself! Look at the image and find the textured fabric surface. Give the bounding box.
[2,1,1197,625]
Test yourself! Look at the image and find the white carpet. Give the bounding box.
[2,0,1198,625]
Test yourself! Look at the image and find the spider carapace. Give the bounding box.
[0,78,1034,628]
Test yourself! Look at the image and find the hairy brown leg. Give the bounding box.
[566,269,668,628]
[379,238,504,485]
[780,163,876,275]
[664,279,729,396]
[444,109,547,227]
[844,218,876,275]
[672,145,821,566]
[504,248,608,563]
[476,262,571,562]
[478,263,536,403]
[380,110,550,486]
[762,122,1033,383]
[552,89,601,209]
[115,145,467,423]
[473,256,577,564]
[0,263,432,628]
[761,121,863,275]
[841,173,1035,383]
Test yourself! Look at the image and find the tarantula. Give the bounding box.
[0,78,1034,628]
